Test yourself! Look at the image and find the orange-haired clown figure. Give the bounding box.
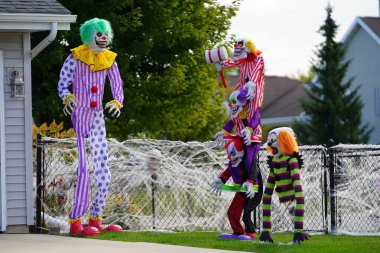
[259,127,309,244]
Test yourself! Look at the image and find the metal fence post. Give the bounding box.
[148,149,161,230]
[328,139,337,234]
[323,147,329,234]
[151,173,157,229]
[35,133,42,233]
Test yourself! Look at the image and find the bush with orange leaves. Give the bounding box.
[32,121,76,145]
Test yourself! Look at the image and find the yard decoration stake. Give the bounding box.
[58,18,124,236]
[259,127,309,244]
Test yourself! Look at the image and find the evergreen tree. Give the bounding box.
[31,0,240,141]
[293,5,372,145]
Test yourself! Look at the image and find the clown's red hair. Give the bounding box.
[278,130,299,155]
[223,134,245,152]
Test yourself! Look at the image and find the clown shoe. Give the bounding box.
[69,218,99,236]
[88,217,123,232]
[237,233,255,241]
[218,233,241,239]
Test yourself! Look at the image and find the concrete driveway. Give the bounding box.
[0,234,248,253]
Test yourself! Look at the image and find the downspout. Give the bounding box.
[31,22,57,60]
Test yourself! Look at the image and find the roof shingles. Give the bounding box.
[361,17,380,39]
[0,0,71,14]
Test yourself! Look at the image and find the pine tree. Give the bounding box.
[293,5,372,145]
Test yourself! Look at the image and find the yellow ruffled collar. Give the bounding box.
[238,106,248,119]
[71,45,117,72]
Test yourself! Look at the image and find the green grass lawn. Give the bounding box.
[88,231,380,253]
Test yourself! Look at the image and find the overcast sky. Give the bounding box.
[217,0,379,77]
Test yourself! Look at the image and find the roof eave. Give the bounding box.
[262,115,305,125]
[0,13,77,31]
[341,17,380,46]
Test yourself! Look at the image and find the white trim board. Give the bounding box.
[0,13,77,32]
[0,50,7,231]
[0,13,77,23]
[341,17,380,46]
[23,33,34,225]
[262,115,304,125]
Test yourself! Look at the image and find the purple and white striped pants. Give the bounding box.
[69,107,111,219]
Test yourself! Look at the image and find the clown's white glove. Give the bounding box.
[214,61,225,71]
[105,100,122,118]
[244,81,256,100]
[242,181,255,199]
[241,128,252,146]
[63,94,77,116]
[213,130,226,147]
[210,178,224,196]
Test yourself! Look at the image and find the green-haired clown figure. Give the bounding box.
[58,18,124,236]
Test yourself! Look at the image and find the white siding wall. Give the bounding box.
[344,28,380,144]
[0,33,29,227]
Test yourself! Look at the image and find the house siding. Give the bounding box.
[0,32,30,227]
[344,27,380,144]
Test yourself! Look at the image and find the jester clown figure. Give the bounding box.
[219,88,262,185]
[58,18,124,236]
[211,134,263,240]
[260,127,309,244]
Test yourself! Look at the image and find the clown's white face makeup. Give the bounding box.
[227,142,244,167]
[267,127,295,157]
[267,130,281,157]
[228,90,246,119]
[232,38,249,61]
[89,31,109,52]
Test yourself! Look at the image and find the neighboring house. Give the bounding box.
[341,17,380,144]
[228,73,308,125]
[260,76,307,125]
[0,0,76,233]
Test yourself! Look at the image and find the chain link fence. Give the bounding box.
[329,144,380,234]
[34,135,380,235]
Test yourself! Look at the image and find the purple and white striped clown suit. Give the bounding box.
[58,47,124,222]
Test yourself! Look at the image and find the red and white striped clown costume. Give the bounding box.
[223,38,265,139]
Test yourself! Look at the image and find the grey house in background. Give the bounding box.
[260,76,307,125]
[0,0,76,233]
[342,17,380,144]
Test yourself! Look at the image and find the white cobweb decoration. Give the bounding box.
[38,137,233,233]
[37,138,380,235]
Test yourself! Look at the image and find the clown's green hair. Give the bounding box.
[80,18,114,47]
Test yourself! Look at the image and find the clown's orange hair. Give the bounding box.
[278,130,299,156]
